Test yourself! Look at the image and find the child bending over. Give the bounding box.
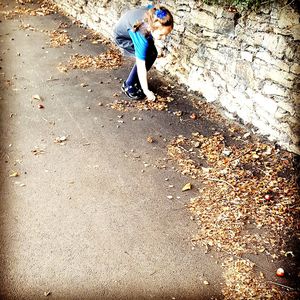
[113,5,173,101]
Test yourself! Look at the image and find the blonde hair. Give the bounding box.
[133,5,174,34]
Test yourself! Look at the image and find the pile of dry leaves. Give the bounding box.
[109,95,174,112]
[1,0,58,19]
[19,23,36,30]
[49,29,71,47]
[222,258,291,300]
[58,50,122,72]
[168,132,298,256]
[167,131,299,298]
[19,23,71,48]
[76,30,112,46]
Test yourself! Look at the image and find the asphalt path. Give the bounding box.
[0,2,223,299]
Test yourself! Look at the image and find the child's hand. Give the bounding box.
[157,51,164,58]
[145,90,156,101]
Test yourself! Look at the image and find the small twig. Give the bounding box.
[267,281,294,290]
[205,177,235,189]
[280,0,295,9]
[46,77,59,82]
[177,145,189,152]
[150,270,158,276]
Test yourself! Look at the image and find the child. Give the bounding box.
[113,5,173,101]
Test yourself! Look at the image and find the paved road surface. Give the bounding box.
[0,2,223,299]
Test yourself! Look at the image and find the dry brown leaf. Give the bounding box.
[9,172,19,177]
[182,182,192,192]
[32,94,42,101]
[147,136,154,143]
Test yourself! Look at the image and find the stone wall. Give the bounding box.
[52,0,300,154]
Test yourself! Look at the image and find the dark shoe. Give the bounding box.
[121,82,141,100]
[133,83,146,100]
[121,82,146,100]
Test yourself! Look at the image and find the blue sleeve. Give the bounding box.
[128,30,149,61]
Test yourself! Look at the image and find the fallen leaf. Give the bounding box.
[182,182,192,192]
[9,172,19,177]
[192,141,200,148]
[147,136,154,143]
[222,149,232,156]
[32,94,42,101]
[173,111,182,117]
[54,136,67,144]
[31,148,45,155]
[285,251,294,257]
[264,146,272,155]
[190,113,197,120]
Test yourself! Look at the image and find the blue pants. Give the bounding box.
[125,43,158,88]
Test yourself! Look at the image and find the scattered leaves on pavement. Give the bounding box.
[109,95,174,112]
[1,0,59,19]
[167,131,299,298]
[19,23,36,31]
[221,258,295,300]
[19,23,70,48]
[58,50,122,72]
[168,132,299,256]
[76,30,112,46]
[49,29,71,47]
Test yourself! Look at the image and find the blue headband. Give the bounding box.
[155,9,167,19]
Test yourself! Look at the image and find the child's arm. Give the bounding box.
[136,58,155,101]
